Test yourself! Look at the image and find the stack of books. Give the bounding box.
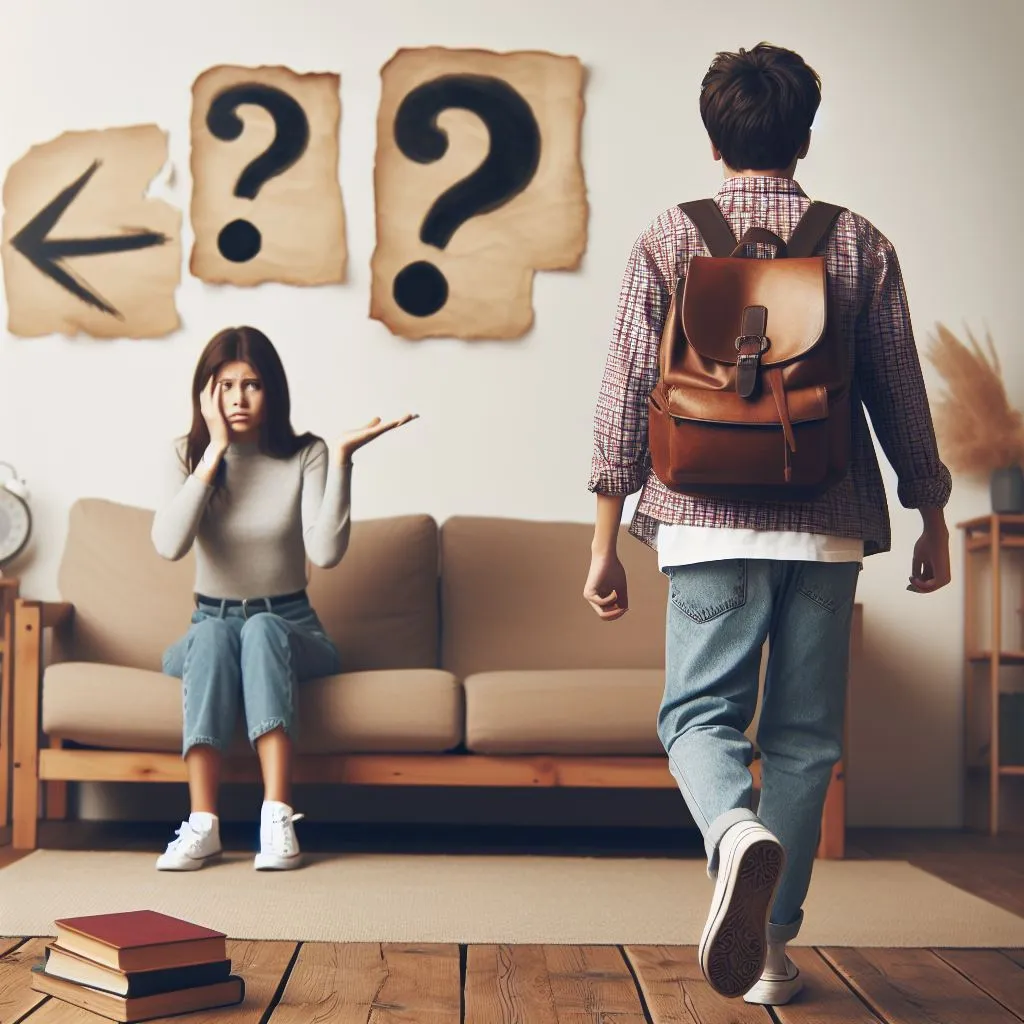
[30,909,244,1022]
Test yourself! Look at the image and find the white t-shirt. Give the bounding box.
[657,524,864,570]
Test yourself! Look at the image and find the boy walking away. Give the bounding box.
[584,43,951,1005]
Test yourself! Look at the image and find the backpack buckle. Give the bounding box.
[734,335,770,354]
[735,335,770,399]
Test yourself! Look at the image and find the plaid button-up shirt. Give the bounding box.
[588,176,952,557]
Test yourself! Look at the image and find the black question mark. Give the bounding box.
[392,74,542,318]
[206,84,311,263]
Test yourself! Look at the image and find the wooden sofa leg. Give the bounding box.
[12,601,42,850]
[816,760,845,859]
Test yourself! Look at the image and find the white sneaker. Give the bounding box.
[155,814,222,871]
[743,955,803,1005]
[254,801,305,870]
[698,820,785,998]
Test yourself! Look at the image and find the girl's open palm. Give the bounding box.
[337,414,418,463]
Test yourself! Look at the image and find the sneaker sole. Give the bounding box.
[254,852,303,871]
[699,833,785,998]
[155,850,222,872]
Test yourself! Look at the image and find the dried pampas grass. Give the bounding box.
[926,323,1024,479]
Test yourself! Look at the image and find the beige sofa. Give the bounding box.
[12,497,854,855]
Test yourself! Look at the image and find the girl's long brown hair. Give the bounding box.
[182,326,317,477]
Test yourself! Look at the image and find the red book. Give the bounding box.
[52,910,227,972]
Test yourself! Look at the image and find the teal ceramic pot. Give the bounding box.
[991,465,1024,514]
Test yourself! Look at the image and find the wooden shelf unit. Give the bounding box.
[0,576,19,829]
[959,513,1024,835]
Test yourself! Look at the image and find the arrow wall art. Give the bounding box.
[1,124,182,339]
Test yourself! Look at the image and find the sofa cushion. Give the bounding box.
[464,663,767,756]
[464,669,666,755]
[306,513,440,671]
[56,498,441,673]
[57,498,197,672]
[42,662,462,754]
[440,517,668,679]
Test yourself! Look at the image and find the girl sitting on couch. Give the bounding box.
[151,325,416,871]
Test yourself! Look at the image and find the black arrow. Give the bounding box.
[10,160,170,318]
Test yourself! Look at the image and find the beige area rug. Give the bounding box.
[2,852,1023,947]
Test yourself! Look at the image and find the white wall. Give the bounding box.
[1,0,1022,829]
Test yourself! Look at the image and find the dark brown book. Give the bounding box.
[43,942,232,997]
[30,965,244,1023]
[52,910,227,972]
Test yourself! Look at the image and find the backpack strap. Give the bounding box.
[678,200,736,257]
[787,202,845,257]
[680,198,845,257]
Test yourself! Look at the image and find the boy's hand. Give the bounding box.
[907,528,951,593]
[583,552,629,620]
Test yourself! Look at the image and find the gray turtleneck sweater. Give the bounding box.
[151,437,351,599]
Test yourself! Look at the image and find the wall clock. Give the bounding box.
[0,462,31,572]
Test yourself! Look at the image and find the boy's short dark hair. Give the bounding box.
[699,43,821,171]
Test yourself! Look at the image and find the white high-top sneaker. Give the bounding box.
[254,801,305,870]
[155,813,222,871]
[698,820,785,998]
[744,946,803,1005]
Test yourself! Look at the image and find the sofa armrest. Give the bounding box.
[11,599,78,849]
[27,600,76,667]
[38,601,74,630]
[12,599,76,714]
[15,600,75,640]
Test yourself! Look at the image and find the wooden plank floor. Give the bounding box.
[2,827,1024,1021]
[2,938,1024,1022]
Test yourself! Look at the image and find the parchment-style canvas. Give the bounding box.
[2,125,181,338]
[371,48,588,340]
[190,65,346,286]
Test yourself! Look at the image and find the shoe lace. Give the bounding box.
[165,820,203,854]
[267,811,305,856]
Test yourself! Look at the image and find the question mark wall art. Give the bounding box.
[190,65,347,286]
[371,48,588,340]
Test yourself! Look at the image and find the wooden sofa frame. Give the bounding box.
[11,598,854,857]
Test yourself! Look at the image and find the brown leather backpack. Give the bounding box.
[648,198,851,502]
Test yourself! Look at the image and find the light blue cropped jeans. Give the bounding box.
[162,593,342,756]
[657,558,860,944]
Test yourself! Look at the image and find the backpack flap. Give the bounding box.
[679,255,827,375]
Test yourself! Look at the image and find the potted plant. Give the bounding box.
[926,323,1024,514]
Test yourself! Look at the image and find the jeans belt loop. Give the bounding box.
[218,598,227,619]
[241,597,271,619]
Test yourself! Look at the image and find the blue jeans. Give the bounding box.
[162,595,342,757]
[658,558,860,944]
